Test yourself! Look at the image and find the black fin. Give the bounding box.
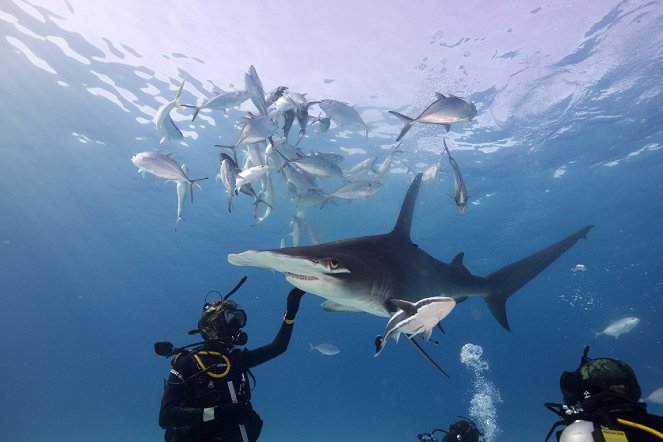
[485,225,593,331]
[406,335,449,378]
[391,173,423,240]
[452,252,465,266]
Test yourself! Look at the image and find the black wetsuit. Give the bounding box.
[159,316,297,442]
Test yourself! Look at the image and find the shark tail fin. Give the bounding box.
[485,225,594,331]
[389,111,415,141]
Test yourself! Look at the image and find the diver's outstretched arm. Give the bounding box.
[243,288,305,367]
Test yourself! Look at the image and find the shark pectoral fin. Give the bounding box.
[321,300,363,313]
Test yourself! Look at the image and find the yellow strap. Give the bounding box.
[283,314,295,325]
[617,418,663,440]
[193,352,231,378]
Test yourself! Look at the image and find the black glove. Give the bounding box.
[285,287,305,320]
[214,402,252,427]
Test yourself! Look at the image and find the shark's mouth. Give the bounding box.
[285,272,319,281]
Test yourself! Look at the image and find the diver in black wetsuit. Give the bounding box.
[417,417,483,442]
[545,346,663,442]
[156,278,305,442]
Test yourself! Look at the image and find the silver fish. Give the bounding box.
[132,151,207,202]
[318,99,368,138]
[184,89,249,121]
[285,154,343,178]
[244,65,267,116]
[309,342,340,356]
[390,93,477,141]
[235,114,278,147]
[176,164,190,224]
[443,139,469,213]
[592,316,640,339]
[154,80,186,144]
[219,158,237,213]
[321,180,381,208]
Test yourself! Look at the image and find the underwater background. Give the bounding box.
[1,1,662,441]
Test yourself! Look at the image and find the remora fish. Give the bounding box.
[318,99,368,138]
[390,93,477,141]
[132,151,207,202]
[443,139,469,213]
[374,297,456,357]
[154,80,186,144]
[309,343,340,356]
[228,173,593,330]
[592,316,640,339]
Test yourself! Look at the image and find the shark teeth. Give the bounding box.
[285,272,318,281]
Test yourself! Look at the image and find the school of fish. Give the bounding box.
[132,65,475,239]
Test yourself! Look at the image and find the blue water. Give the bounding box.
[1,1,662,441]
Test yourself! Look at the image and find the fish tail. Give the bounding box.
[191,107,201,121]
[174,80,186,111]
[308,343,315,352]
[188,177,208,203]
[389,111,415,141]
[484,225,593,331]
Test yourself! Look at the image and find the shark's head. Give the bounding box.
[228,242,391,315]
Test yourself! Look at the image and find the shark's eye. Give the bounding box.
[329,259,340,269]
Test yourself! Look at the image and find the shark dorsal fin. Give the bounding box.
[391,173,423,240]
[452,252,465,266]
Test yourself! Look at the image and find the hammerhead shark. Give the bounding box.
[228,173,592,332]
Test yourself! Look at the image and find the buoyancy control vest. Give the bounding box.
[171,347,253,408]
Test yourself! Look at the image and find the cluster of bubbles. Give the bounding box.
[460,343,503,442]
[558,288,600,311]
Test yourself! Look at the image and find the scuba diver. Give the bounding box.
[545,346,663,441]
[155,276,306,442]
[417,417,483,442]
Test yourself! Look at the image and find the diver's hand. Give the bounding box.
[286,287,305,320]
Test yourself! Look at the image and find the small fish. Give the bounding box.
[183,89,249,121]
[154,80,186,144]
[318,99,368,138]
[390,93,477,141]
[244,65,267,116]
[422,163,440,181]
[321,180,381,208]
[131,151,207,202]
[375,297,456,356]
[592,316,640,339]
[235,165,269,189]
[219,158,237,213]
[309,114,331,133]
[265,85,288,108]
[443,139,469,213]
[283,154,343,178]
[176,164,190,224]
[235,114,278,147]
[373,143,402,182]
[309,342,340,356]
[644,387,663,405]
